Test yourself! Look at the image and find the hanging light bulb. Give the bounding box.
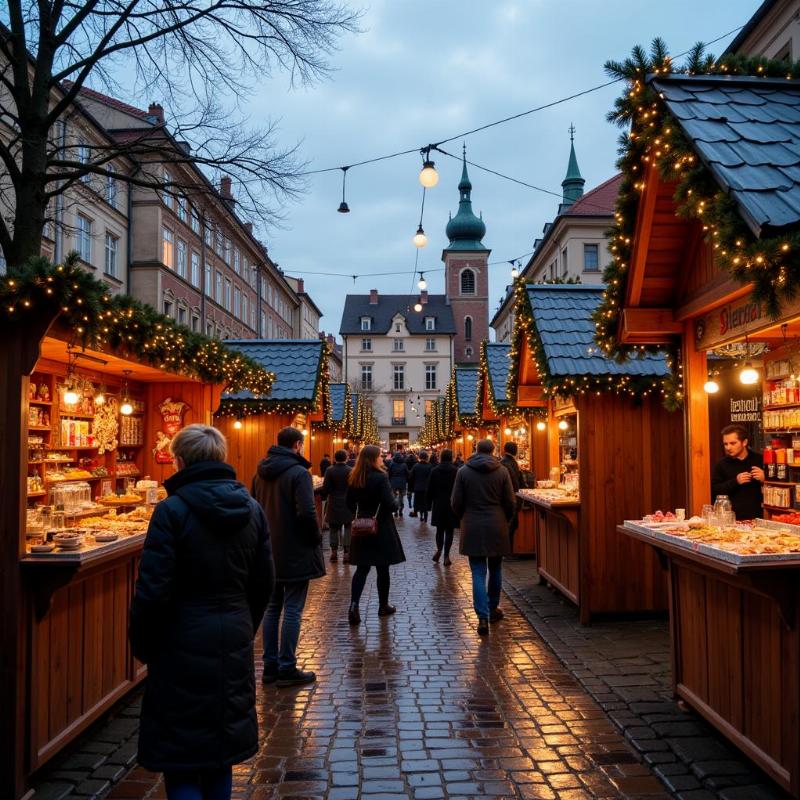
[504,427,512,436]
[233,417,243,430]
[120,369,134,416]
[120,399,134,416]
[703,378,720,394]
[419,157,439,188]
[467,433,474,441]
[63,385,80,406]
[558,419,569,431]
[302,428,309,435]
[414,302,423,312]
[94,385,106,406]
[337,166,350,213]
[413,224,428,248]
[739,363,759,385]
[510,261,519,279]
[418,273,427,290]
[536,420,546,431]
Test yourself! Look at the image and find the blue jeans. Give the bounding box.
[262,580,309,672]
[164,767,232,800]
[468,556,503,620]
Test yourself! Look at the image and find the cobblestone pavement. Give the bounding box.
[30,515,787,800]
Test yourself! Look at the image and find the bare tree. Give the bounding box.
[0,1,360,272]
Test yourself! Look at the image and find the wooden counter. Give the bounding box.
[619,523,800,796]
[513,503,536,555]
[20,538,146,772]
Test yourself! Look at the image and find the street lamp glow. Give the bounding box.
[419,160,439,188]
[413,225,428,248]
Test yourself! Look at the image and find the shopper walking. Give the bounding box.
[405,450,418,515]
[427,448,459,566]
[500,441,523,552]
[319,453,332,477]
[345,445,406,625]
[388,451,409,517]
[451,438,516,636]
[321,449,353,563]
[251,427,325,687]
[130,425,273,800]
[410,450,433,523]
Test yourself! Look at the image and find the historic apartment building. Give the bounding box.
[724,0,800,59]
[339,155,489,447]
[491,133,621,343]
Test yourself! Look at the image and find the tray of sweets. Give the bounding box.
[623,520,800,564]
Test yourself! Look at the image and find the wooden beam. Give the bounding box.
[516,385,547,407]
[675,272,752,322]
[620,308,682,344]
[682,319,710,516]
[626,162,660,308]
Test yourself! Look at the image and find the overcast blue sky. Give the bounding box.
[247,0,757,338]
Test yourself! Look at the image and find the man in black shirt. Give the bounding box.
[710,424,765,520]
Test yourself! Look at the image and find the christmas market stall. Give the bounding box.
[215,339,330,485]
[318,382,354,459]
[417,395,452,451]
[509,282,684,623]
[0,257,273,797]
[596,57,800,795]
[449,365,482,458]
[477,341,537,554]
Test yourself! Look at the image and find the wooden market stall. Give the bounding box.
[214,339,330,484]
[314,382,354,465]
[509,283,684,623]
[449,365,483,458]
[0,258,273,798]
[600,68,800,796]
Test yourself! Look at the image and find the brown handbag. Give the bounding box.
[351,504,380,536]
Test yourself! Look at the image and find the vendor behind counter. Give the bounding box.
[711,424,764,520]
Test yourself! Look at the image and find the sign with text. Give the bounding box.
[153,398,189,464]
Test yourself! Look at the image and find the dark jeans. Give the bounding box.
[351,564,390,606]
[164,767,232,800]
[468,556,503,620]
[330,523,351,550]
[392,488,405,511]
[263,580,309,672]
[435,526,454,556]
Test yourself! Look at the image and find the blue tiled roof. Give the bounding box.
[484,343,511,405]
[652,74,800,236]
[454,366,480,415]
[526,286,670,377]
[222,340,324,402]
[351,393,360,422]
[329,383,348,423]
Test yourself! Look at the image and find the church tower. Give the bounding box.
[558,124,585,214]
[442,148,489,365]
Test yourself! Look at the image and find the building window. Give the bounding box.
[191,251,200,287]
[177,305,187,325]
[233,285,241,318]
[361,338,372,351]
[162,227,174,268]
[162,170,172,209]
[105,166,117,207]
[393,364,405,391]
[104,232,118,276]
[163,299,173,317]
[192,315,199,332]
[425,337,436,351]
[77,214,92,261]
[583,243,600,272]
[395,323,401,333]
[464,316,473,341]
[360,317,371,331]
[206,321,214,337]
[223,237,231,265]
[224,278,232,311]
[393,338,404,351]
[215,228,223,257]
[361,364,372,390]
[204,221,213,247]
[425,316,435,331]
[425,364,437,390]
[392,399,405,425]
[425,400,434,415]
[216,271,223,304]
[176,239,187,279]
[465,346,473,357]
[191,207,201,234]
[177,195,188,223]
[460,268,475,294]
[562,247,568,275]
[78,141,91,182]
[204,262,212,295]
[251,305,257,330]
[233,248,240,274]
[242,295,249,326]
[261,310,267,336]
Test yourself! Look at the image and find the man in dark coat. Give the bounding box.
[711,424,764,520]
[428,448,459,565]
[451,439,516,636]
[501,441,523,552]
[388,451,409,517]
[321,449,353,563]
[130,424,273,794]
[319,453,332,476]
[252,426,325,687]
[410,450,434,522]
[405,450,418,514]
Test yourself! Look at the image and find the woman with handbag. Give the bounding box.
[345,445,406,625]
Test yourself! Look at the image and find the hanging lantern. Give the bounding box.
[739,363,758,385]
[413,225,428,248]
[419,159,439,188]
[703,378,720,394]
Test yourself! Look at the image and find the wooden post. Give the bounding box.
[682,320,710,515]
[1,322,51,799]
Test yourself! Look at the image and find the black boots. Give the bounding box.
[348,602,360,625]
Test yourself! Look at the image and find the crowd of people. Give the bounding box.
[129,425,523,800]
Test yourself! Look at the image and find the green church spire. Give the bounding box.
[445,144,487,251]
[560,123,585,211]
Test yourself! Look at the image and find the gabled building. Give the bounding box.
[724,0,800,59]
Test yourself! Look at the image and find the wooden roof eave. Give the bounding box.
[514,337,547,408]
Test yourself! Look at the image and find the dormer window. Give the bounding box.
[424,317,435,331]
[360,317,371,331]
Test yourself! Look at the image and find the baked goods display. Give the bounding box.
[518,487,579,505]
[98,492,143,505]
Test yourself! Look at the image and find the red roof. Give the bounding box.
[565,173,622,216]
[62,81,152,122]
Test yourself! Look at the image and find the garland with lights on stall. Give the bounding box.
[507,276,683,409]
[0,255,275,394]
[593,39,800,358]
[217,340,331,419]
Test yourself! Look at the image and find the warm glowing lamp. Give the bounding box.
[703,379,720,394]
[558,419,569,431]
[419,160,439,188]
[536,420,546,431]
[739,363,759,385]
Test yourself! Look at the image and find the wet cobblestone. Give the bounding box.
[30,517,788,799]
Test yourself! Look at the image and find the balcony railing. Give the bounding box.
[391,417,406,426]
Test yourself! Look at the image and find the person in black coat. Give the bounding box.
[345,445,406,625]
[428,448,459,566]
[319,454,332,476]
[501,441,523,551]
[405,451,418,514]
[387,451,409,517]
[252,427,325,688]
[410,451,434,522]
[321,449,353,563]
[130,424,273,800]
